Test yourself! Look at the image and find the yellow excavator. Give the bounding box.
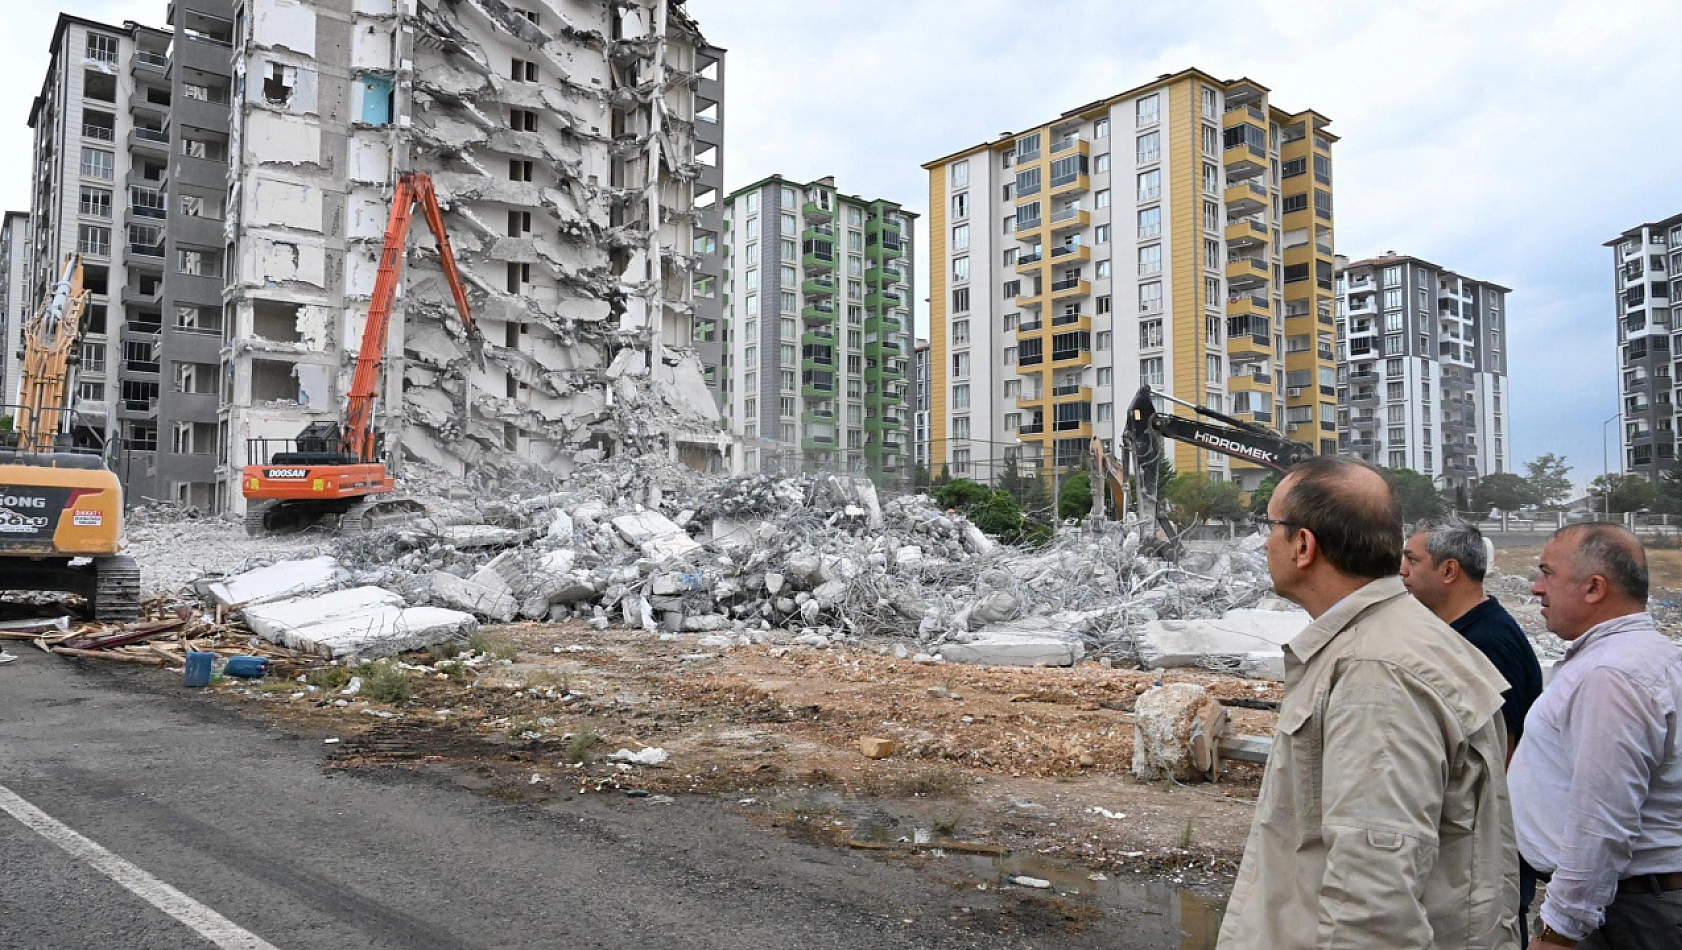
[0,254,137,620]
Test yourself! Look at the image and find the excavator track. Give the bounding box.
[244,501,273,537]
[338,496,427,534]
[91,555,141,622]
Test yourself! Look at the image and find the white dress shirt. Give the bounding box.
[1509,612,1682,940]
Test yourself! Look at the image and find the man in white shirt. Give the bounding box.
[1514,523,1682,948]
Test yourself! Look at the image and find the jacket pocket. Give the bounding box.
[1262,701,1323,844]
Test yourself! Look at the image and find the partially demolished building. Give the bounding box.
[219,0,731,513]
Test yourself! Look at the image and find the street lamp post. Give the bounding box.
[1602,411,1621,518]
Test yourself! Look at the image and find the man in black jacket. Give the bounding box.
[1402,515,1545,940]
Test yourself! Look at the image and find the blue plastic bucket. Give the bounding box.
[183,651,214,687]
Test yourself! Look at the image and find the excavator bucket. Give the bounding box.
[1123,387,1165,531]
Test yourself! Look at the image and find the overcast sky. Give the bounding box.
[8,0,1680,490]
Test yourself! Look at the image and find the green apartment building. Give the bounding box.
[722,175,917,479]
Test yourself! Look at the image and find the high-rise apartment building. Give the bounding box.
[913,338,931,474]
[1334,254,1512,488]
[923,69,1337,490]
[218,0,730,511]
[1607,213,1682,482]
[1,211,29,404]
[26,10,234,508]
[721,175,917,478]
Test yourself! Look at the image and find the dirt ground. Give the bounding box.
[1491,539,1682,589]
[178,621,1274,896]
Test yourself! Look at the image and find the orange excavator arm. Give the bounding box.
[15,254,89,453]
[341,172,482,464]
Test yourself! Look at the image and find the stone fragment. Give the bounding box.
[858,736,897,759]
[1136,608,1308,681]
[611,510,701,563]
[1132,683,1228,782]
[244,587,477,659]
[763,572,785,596]
[202,556,348,608]
[428,572,519,623]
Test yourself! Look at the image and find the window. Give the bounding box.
[510,58,538,82]
[951,160,969,188]
[952,224,969,251]
[1138,207,1161,239]
[1015,132,1041,162]
[1016,167,1042,197]
[1383,289,1403,309]
[1204,238,1220,268]
[952,257,970,281]
[1314,189,1333,220]
[953,384,971,409]
[1094,153,1111,174]
[79,187,112,218]
[1386,358,1404,378]
[1095,117,1110,138]
[177,248,221,277]
[1140,318,1163,348]
[80,148,114,180]
[1137,131,1159,164]
[745,217,759,240]
[1313,154,1332,184]
[1097,368,1114,387]
[86,33,119,63]
[1282,193,1308,214]
[1095,188,1111,209]
[1002,280,1019,298]
[1137,169,1161,202]
[1139,281,1163,312]
[509,159,534,182]
[780,239,796,261]
[953,352,971,377]
[1096,294,1112,315]
[77,225,110,257]
[1203,200,1221,231]
[1096,261,1111,279]
[953,320,970,346]
[780,212,796,234]
[1140,357,1164,387]
[1136,95,1159,127]
[1138,244,1161,276]
[1095,224,1110,244]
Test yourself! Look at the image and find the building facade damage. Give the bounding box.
[220,0,730,513]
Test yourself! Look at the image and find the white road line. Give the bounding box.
[0,782,281,950]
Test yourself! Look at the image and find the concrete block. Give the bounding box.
[938,634,1083,667]
[612,510,701,563]
[428,572,519,623]
[858,737,897,759]
[203,556,348,608]
[1132,683,1228,782]
[1135,607,1308,681]
[438,524,522,548]
[244,586,477,659]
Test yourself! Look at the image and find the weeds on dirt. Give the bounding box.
[435,660,472,682]
[885,765,968,799]
[1180,818,1195,849]
[508,718,546,739]
[356,662,412,704]
[562,729,600,764]
[307,666,354,691]
[470,632,520,662]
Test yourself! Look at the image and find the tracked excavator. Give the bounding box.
[0,254,139,620]
[242,172,483,535]
[1091,385,1315,549]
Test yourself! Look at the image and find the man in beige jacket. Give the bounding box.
[1216,457,1521,949]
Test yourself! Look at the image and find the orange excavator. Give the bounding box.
[242,172,482,535]
[0,253,138,619]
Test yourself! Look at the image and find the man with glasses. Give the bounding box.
[1512,524,1682,949]
[1218,457,1520,949]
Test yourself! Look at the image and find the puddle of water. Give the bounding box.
[963,851,1224,949]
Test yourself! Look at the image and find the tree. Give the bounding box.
[1658,461,1682,516]
[1588,473,1657,514]
[1471,472,1541,515]
[1524,454,1573,507]
[931,462,952,488]
[1058,471,1093,520]
[931,478,1028,543]
[1165,473,1246,527]
[996,456,1053,522]
[1247,472,1282,517]
[1385,467,1447,522]
[911,465,931,490]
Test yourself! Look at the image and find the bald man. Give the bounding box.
[1513,524,1682,949]
[1218,457,1519,950]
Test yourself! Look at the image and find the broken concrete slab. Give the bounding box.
[938,623,1085,667]
[244,586,478,659]
[612,510,701,563]
[1135,607,1309,680]
[202,556,348,608]
[429,572,519,623]
[1132,683,1229,782]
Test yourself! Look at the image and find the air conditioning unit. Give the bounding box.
[1287,387,1304,397]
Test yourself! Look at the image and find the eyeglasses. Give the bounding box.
[1256,516,1302,532]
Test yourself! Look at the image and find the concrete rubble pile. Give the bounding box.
[189,467,1307,670]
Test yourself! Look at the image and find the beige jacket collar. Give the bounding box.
[1285,575,1407,666]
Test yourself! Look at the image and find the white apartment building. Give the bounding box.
[1335,253,1512,488]
[1606,212,1682,482]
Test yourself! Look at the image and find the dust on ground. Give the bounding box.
[184,620,1269,893]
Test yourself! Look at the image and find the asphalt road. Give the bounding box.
[0,647,1211,949]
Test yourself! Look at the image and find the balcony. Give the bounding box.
[81,122,116,143]
[1049,137,1090,158]
[801,251,834,273]
[1049,172,1089,197]
[131,50,168,76]
[864,289,902,309]
[864,339,901,358]
[1015,215,1043,236]
[1227,292,1270,318]
[802,200,834,222]
[1015,249,1043,272]
[1050,312,1091,331]
[1049,207,1090,233]
[129,127,170,155]
[800,330,835,348]
[1052,384,1092,402]
[1017,421,1046,435]
[1350,389,1378,405]
[1225,217,1267,249]
[1048,278,1090,301]
[801,434,837,452]
[1049,243,1091,264]
[127,242,165,260]
[1223,179,1268,215]
[1226,256,1269,291]
[801,303,835,325]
